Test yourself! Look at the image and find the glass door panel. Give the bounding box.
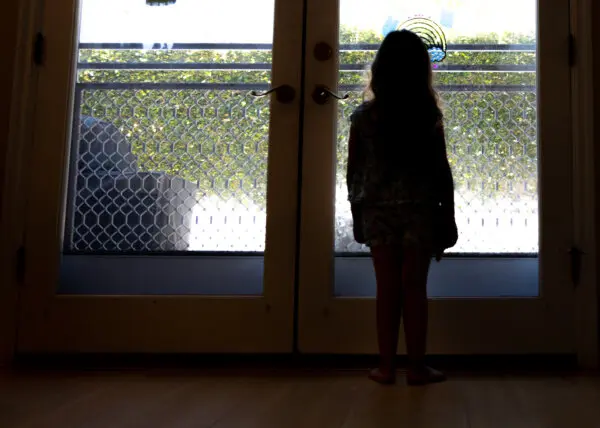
[334,0,539,298]
[63,0,279,295]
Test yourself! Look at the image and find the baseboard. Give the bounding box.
[13,353,579,374]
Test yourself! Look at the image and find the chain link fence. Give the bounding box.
[66,44,537,254]
[335,89,537,253]
[68,86,270,252]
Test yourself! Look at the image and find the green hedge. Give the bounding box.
[78,28,538,209]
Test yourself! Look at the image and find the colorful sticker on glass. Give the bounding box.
[384,17,448,64]
[146,0,176,5]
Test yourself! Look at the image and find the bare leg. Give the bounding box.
[401,245,445,386]
[369,244,403,384]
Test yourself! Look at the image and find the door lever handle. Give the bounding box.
[250,84,296,104]
[312,85,349,105]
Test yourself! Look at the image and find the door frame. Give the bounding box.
[1,0,598,366]
[571,0,599,368]
[0,0,40,365]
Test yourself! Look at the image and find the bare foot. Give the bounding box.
[406,366,446,386]
[368,368,396,385]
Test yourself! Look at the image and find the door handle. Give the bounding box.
[312,85,349,105]
[250,84,296,104]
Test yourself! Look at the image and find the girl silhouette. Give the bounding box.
[346,30,457,385]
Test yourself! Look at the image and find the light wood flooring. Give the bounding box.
[1,369,600,428]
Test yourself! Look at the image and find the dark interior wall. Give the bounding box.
[0,2,19,215]
[0,0,20,364]
[593,1,600,362]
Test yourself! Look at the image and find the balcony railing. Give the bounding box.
[66,43,538,254]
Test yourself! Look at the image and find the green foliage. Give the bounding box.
[81,88,270,208]
[78,28,538,209]
[335,30,537,202]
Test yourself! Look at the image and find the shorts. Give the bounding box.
[360,204,436,250]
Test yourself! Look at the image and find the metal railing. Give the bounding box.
[67,43,538,254]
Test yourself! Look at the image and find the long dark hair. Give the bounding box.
[365,30,442,174]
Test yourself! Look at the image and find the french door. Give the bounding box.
[298,0,574,353]
[17,0,304,352]
[15,0,575,354]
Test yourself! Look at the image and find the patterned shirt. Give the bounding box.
[346,102,453,208]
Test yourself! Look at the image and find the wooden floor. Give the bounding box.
[1,370,600,428]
